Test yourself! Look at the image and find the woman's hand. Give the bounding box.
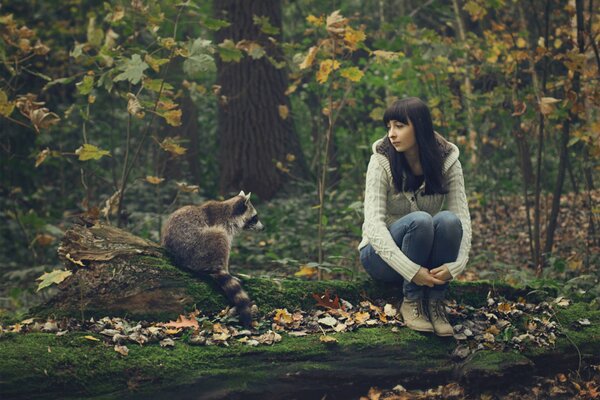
[411,267,446,287]
[430,265,453,282]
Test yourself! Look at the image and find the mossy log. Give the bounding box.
[3,224,598,399]
[2,304,599,399]
[37,223,554,321]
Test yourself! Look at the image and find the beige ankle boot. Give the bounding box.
[400,298,433,332]
[428,299,454,337]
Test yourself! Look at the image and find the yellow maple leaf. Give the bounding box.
[35,148,50,168]
[497,302,512,314]
[76,144,111,161]
[274,308,294,325]
[146,176,165,184]
[0,90,15,117]
[306,14,324,27]
[294,265,317,278]
[160,137,187,156]
[353,311,370,324]
[316,59,340,84]
[344,26,366,50]
[36,269,72,291]
[162,109,182,127]
[278,105,289,120]
[299,46,319,70]
[319,334,338,344]
[339,67,364,82]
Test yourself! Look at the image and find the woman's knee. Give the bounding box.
[409,211,434,229]
[433,211,462,236]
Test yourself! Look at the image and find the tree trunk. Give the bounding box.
[544,0,585,256]
[451,0,478,164]
[214,0,307,200]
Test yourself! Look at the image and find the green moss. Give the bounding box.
[0,326,454,399]
[465,349,531,373]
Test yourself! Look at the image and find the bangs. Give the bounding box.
[383,102,410,127]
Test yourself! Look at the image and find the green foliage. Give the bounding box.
[0,0,598,317]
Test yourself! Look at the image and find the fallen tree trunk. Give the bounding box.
[2,224,597,399]
[2,304,599,400]
[35,223,549,321]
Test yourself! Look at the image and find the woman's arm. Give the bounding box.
[442,159,472,278]
[362,155,422,282]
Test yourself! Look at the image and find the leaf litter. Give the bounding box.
[358,364,600,399]
[0,291,589,360]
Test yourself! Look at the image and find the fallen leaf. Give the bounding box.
[295,265,317,278]
[274,309,294,326]
[319,335,338,344]
[318,316,338,327]
[160,338,175,347]
[84,335,100,341]
[160,314,199,330]
[383,304,397,317]
[36,269,73,291]
[114,345,129,356]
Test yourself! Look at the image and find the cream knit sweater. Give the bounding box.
[358,136,472,282]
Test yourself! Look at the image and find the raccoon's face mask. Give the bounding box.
[235,191,265,231]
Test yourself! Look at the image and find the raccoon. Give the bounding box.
[161,191,264,327]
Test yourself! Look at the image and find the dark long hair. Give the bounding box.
[379,97,448,195]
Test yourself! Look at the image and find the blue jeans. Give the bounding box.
[360,211,462,300]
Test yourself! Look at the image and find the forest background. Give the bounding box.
[0,0,598,317]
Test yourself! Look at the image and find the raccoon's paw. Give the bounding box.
[250,304,259,317]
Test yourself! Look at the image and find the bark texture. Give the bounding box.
[214,0,307,200]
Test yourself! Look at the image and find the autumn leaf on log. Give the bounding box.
[36,269,72,291]
[273,309,293,326]
[319,335,338,344]
[294,265,317,278]
[312,290,346,311]
[159,314,199,330]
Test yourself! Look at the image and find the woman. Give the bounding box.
[358,97,471,336]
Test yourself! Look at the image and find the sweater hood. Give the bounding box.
[371,132,460,173]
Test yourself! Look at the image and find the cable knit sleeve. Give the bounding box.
[443,159,472,278]
[363,155,421,282]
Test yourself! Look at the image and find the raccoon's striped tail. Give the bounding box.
[210,270,253,328]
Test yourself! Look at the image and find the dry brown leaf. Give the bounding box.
[160,314,199,330]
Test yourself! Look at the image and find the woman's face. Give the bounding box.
[387,119,417,153]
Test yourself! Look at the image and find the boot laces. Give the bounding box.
[432,300,449,322]
[410,300,422,318]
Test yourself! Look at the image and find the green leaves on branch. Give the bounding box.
[204,17,231,31]
[114,54,149,85]
[75,144,111,161]
[144,54,169,73]
[253,15,280,35]
[218,39,243,63]
[339,67,364,82]
[76,75,94,95]
[36,269,72,291]
[87,16,104,47]
[0,90,15,117]
[183,38,216,76]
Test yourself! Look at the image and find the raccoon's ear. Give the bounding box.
[233,196,248,216]
[238,190,246,197]
[244,192,251,204]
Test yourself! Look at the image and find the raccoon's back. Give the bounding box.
[162,207,229,272]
